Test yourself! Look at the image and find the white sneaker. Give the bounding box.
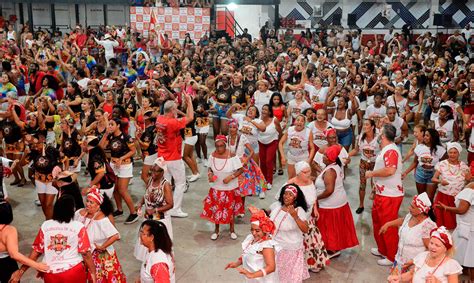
[197,158,202,164]
[371,248,383,257]
[188,173,200,182]
[203,159,209,167]
[259,192,266,199]
[170,210,188,218]
[377,258,393,266]
[267,184,272,190]
[129,178,134,185]
[210,233,219,240]
[35,200,41,206]
[230,232,238,240]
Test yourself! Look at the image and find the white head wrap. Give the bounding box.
[153,157,167,172]
[295,161,310,175]
[446,142,462,154]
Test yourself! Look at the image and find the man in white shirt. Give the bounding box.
[94,34,119,67]
[365,124,404,266]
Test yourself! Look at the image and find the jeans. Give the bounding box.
[415,166,434,184]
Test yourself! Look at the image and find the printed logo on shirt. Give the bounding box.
[290,136,302,148]
[155,122,167,144]
[48,234,71,253]
[240,125,253,135]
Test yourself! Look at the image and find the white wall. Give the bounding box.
[220,4,272,39]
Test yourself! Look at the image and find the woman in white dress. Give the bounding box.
[379,193,436,266]
[139,220,175,283]
[201,135,244,240]
[74,188,126,282]
[388,226,462,283]
[269,184,310,282]
[225,208,278,282]
[436,182,474,281]
[134,157,174,262]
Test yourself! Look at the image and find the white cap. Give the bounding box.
[104,34,111,40]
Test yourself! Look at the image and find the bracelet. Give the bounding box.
[260,269,267,277]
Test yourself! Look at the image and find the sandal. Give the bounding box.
[210,233,219,240]
[278,169,284,175]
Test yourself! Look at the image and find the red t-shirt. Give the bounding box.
[76,34,88,49]
[155,116,187,161]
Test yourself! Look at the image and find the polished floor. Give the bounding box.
[8,141,441,282]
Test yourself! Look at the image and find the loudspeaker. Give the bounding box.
[332,14,341,26]
[347,13,357,26]
[443,14,452,27]
[433,14,443,26]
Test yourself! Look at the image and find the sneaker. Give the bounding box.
[355,207,364,214]
[113,210,124,217]
[129,179,134,185]
[230,232,238,240]
[203,159,209,167]
[259,192,266,199]
[184,179,190,193]
[35,200,42,206]
[267,184,272,191]
[237,214,245,218]
[170,210,188,218]
[210,233,219,240]
[124,213,139,225]
[371,248,383,257]
[188,173,200,182]
[196,158,202,164]
[377,258,393,266]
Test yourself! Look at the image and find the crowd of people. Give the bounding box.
[0,16,473,282]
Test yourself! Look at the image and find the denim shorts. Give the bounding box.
[337,128,353,147]
[415,166,434,184]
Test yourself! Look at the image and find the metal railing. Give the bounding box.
[215,6,244,38]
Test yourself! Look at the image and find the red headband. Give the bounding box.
[325,128,336,137]
[285,185,298,196]
[227,118,239,127]
[325,145,342,163]
[430,226,453,250]
[87,187,104,205]
[215,134,227,144]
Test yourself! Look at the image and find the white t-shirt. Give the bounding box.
[373,143,404,197]
[288,99,311,121]
[258,117,279,144]
[307,121,333,148]
[304,84,329,103]
[140,250,175,283]
[32,220,90,274]
[364,104,387,121]
[232,113,261,149]
[270,202,307,250]
[414,144,446,169]
[358,134,380,162]
[287,126,311,159]
[412,251,462,283]
[253,90,273,113]
[435,160,469,196]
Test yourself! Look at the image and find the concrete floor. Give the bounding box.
[8,141,430,282]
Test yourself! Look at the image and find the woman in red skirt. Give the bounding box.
[201,135,244,241]
[315,145,359,258]
[432,142,471,230]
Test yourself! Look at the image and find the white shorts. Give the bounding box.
[196,126,210,134]
[35,180,58,195]
[184,135,198,146]
[287,152,308,165]
[143,153,158,166]
[101,186,114,199]
[359,100,367,111]
[128,120,137,138]
[110,162,133,179]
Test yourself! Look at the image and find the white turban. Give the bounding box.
[295,161,310,175]
[446,142,462,154]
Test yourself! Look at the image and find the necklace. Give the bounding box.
[81,210,100,230]
[446,161,462,177]
[212,151,230,172]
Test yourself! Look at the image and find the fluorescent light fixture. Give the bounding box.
[227,2,238,11]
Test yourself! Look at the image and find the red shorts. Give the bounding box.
[43,263,87,283]
[464,104,474,115]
